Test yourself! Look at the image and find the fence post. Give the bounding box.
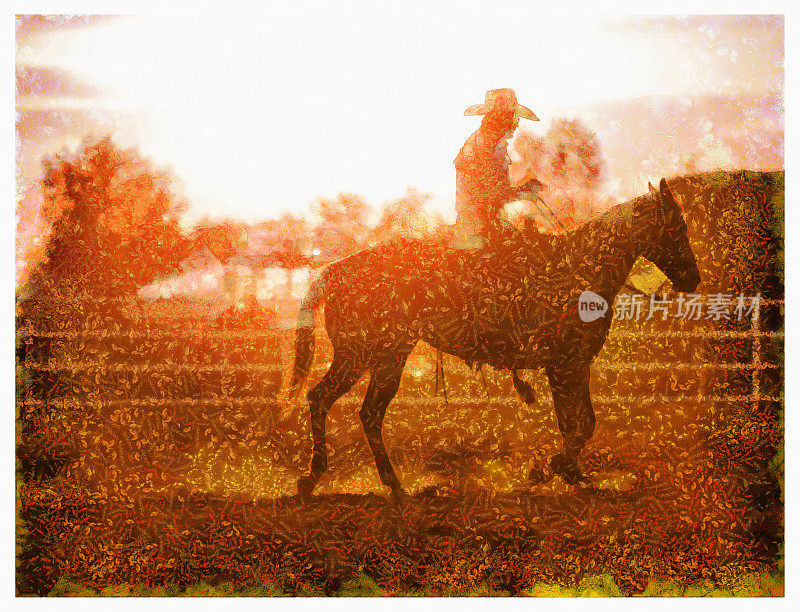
[751,296,761,413]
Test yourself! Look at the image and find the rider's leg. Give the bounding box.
[452,208,485,250]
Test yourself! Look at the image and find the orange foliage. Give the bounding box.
[31,136,189,299]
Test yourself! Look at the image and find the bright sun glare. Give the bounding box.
[18,13,678,223]
[17,12,782,226]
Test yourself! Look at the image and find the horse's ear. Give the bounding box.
[659,177,684,214]
[648,182,658,196]
[659,178,673,203]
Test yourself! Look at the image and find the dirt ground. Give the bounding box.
[17,357,783,595]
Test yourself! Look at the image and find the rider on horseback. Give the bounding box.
[453,88,543,249]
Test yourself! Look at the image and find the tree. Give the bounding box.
[372,187,443,242]
[512,117,605,230]
[27,136,190,301]
[268,212,313,272]
[189,219,250,266]
[17,138,192,469]
[188,218,257,309]
[311,193,373,261]
[253,213,313,296]
[544,118,603,193]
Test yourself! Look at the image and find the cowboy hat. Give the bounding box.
[464,88,539,121]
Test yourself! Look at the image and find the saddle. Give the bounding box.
[436,219,558,263]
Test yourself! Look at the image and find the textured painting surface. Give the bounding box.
[15,13,784,597]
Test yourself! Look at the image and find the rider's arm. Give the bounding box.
[454,126,521,218]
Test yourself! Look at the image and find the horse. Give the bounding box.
[286,178,701,500]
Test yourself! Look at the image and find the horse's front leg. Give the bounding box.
[543,362,595,484]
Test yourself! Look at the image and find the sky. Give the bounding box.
[15,7,784,231]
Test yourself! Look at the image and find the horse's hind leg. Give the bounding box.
[298,352,364,500]
[360,353,410,499]
[544,363,595,484]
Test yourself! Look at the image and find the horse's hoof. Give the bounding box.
[528,465,554,484]
[549,452,572,473]
[390,485,409,505]
[550,453,584,485]
[297,476,316,502]
[561,468,588,486]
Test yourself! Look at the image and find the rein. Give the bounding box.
[531,194,568,233]
[434,349,448,404]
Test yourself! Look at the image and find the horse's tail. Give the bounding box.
[286,271,329,403]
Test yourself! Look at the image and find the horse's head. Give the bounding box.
[638,179,701,293]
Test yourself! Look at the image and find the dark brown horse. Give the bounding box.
[287,178,700,499]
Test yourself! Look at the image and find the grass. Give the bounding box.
[45,568,783,597]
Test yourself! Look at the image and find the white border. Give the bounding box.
[5,3,796,610]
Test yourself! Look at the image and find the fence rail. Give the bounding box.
[17,295,785,305]
[19,393,782,409]
[17,328,786,341]
[20,360,782,374]
[18,296,784,413]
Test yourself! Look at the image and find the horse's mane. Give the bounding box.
[562,192,654,247]
[369,191,654,268]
